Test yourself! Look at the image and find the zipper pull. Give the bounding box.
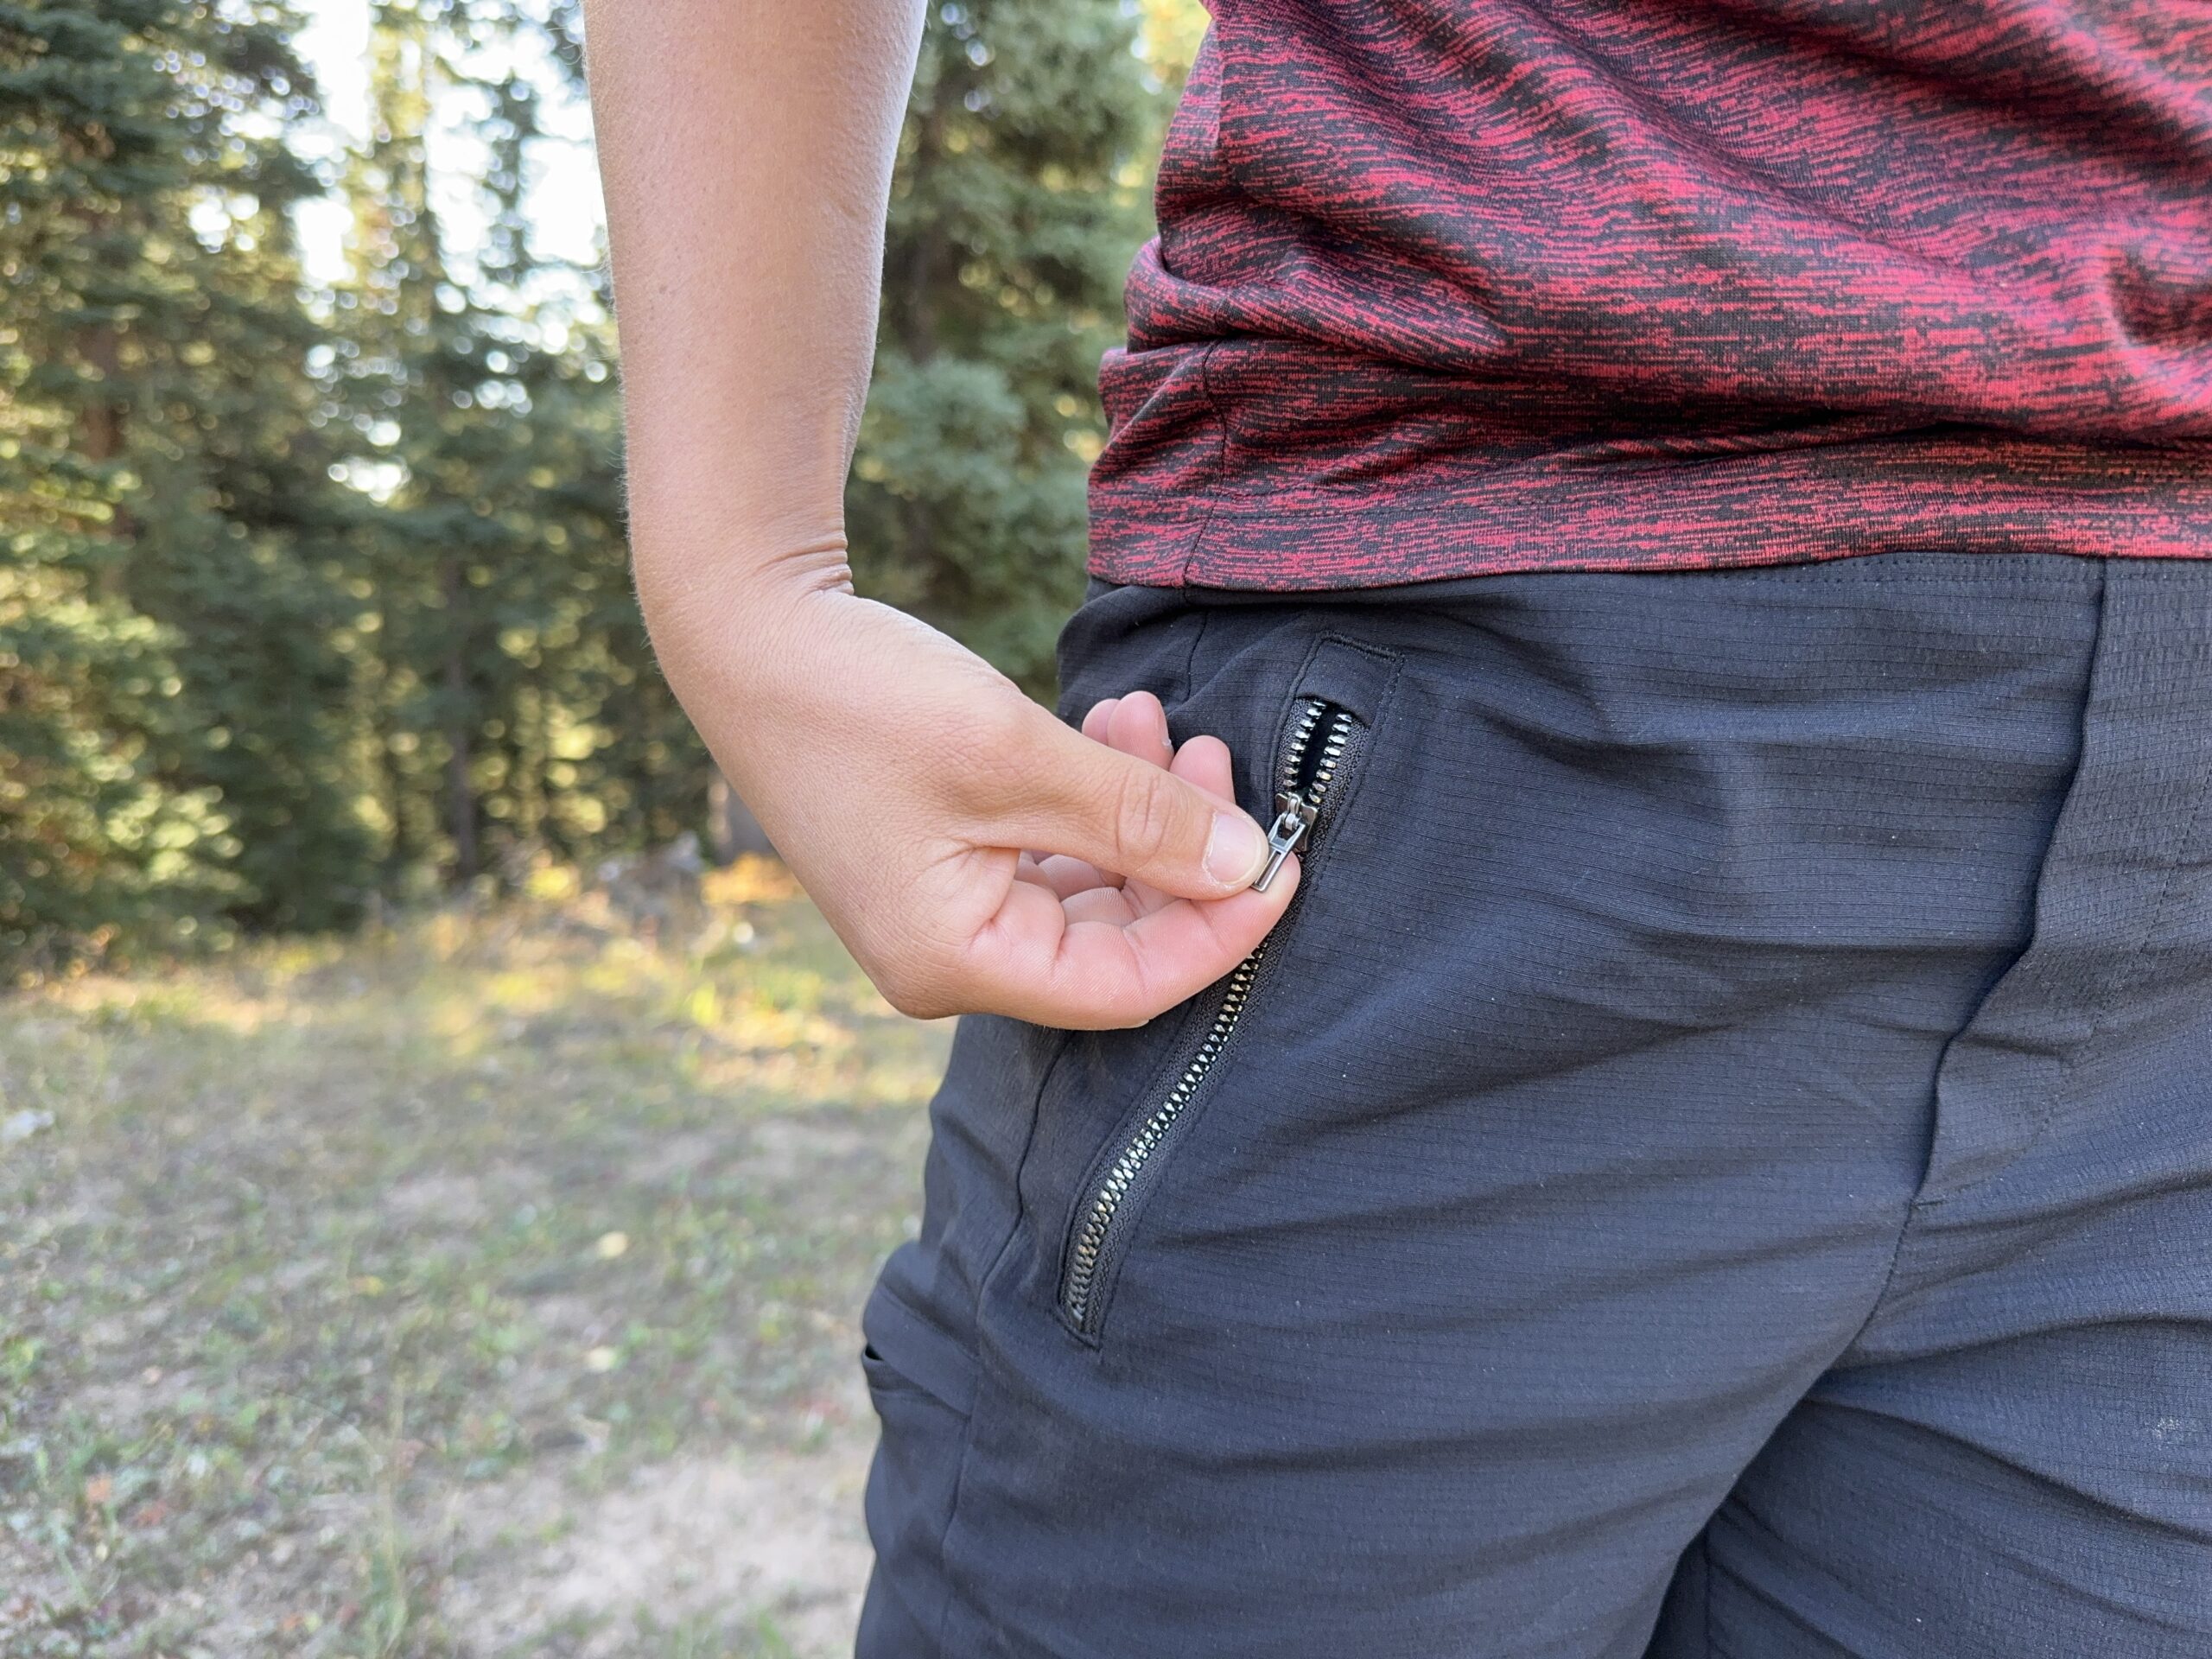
[1255,793,1316,893]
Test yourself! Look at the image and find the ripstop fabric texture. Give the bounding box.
[857,552,2212,1657]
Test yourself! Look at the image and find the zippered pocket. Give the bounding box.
[1056,639,1398,1340]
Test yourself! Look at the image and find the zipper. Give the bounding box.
[1058,696,1363,1336]
[1256,698,1355,893]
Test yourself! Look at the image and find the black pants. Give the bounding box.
[857,554,2212,1658]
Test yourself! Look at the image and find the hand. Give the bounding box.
[648,575,1299,1029]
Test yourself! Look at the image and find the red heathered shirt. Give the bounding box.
[1087,0,2212,590]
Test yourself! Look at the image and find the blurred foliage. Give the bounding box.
[1,0,364,959]
[0,0,1205,971]
[850,0,1173,685]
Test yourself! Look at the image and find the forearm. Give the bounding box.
[578,2,1283,1029]
[582,0,925,610]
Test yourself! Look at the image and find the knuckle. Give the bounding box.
[870,959,948,1020]
[881,984,947,1020]
[1108,765,1181,869]
[864,936,963,1021]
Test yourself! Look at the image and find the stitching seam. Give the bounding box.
[930,1024,1077,1653]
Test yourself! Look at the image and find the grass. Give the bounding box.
[0,861,948,1657]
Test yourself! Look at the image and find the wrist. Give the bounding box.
[631,512,852,641]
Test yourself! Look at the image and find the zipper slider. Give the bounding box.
[1255,792,1315,893]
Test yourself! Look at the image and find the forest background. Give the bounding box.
[3,0,1208,971]
[3,5,1206,1651]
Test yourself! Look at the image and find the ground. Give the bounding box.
[1,862,948,1657]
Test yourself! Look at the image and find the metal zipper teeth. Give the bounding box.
[1060,700,1357,1331]
[1278,699,1325,799]
[1294,702,1353,804]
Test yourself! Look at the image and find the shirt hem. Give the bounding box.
[1086,447,2212,592]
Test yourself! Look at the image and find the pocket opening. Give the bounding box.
[1054,639,1402,1343]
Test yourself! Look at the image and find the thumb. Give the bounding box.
[999,715,1274,899]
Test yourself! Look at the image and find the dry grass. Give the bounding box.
[1,862,948,1657]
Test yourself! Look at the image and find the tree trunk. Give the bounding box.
[440,556,479,882]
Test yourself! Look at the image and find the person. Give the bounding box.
[581,3,2212,1654]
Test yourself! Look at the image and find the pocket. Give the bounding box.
[857,1285,978,1646]
[1054,636,1401,1342]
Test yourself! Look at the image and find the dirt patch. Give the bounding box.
[741,1116,873,1187]
[66,1365,199,1436]
[622,1128,728,1189]
[382,1171,492,1228]
[436,1430,878,1657]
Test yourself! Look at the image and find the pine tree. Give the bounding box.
[848,0,1166,693]
[0,0,1202,963]
[0,0,370,960]
[340,0,680,889]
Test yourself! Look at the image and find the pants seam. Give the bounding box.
[929,1024,1077,1655]
[1923,563,2212,1208]
[1179,602,1211,707]
[1802,560,2103,1391]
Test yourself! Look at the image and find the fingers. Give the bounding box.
[963,855,1302,1029]
[976,696,1300,1025]
[1083,691,1236,810]
[1102,690,1174,767]
[918,685,1297,1027]
[1018,850,1124,900]
[995,696,1267,902]
[1167,731,1235,804]
[1020,696,1175,901]
[1079,695,1237,908]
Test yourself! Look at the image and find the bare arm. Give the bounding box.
[582,0,1292,1027]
